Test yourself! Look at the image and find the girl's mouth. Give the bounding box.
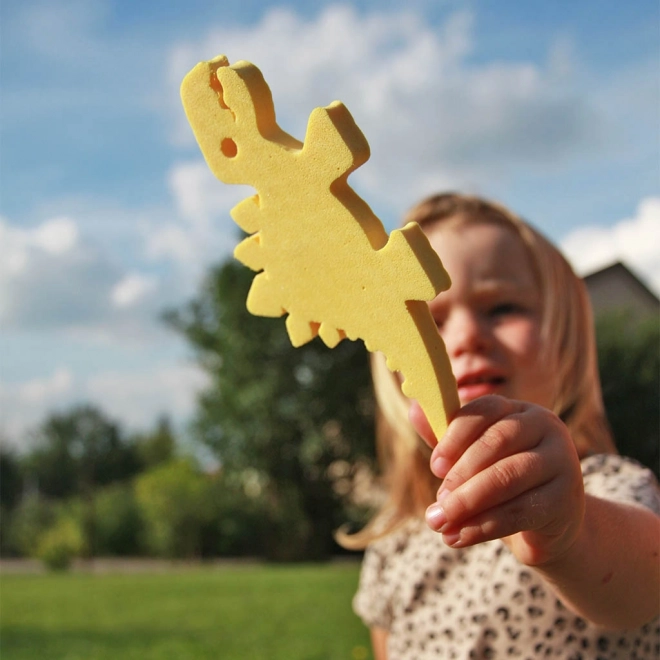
[456,373,506,401]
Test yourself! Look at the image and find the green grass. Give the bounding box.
[0,562,372,660]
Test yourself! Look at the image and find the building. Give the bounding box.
[583,261,659,321]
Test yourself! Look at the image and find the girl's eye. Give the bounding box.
[489,302,525,317]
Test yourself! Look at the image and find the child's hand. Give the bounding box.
[412,395,585,567]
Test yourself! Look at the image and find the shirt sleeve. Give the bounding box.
[353,543,394,630]
[581,453,660,515]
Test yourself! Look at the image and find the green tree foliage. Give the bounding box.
[0,446,23,511]
[134,458,215,558]
[596,311,660,478]
[6,494,86,569]
[167,259,376,560]
[132,415,177,470]
[0,446,25,556]
[36,515,85,571]
[4,494,56,558]
[23,405,142,555]
[94,483,144,556]
[24,405,141,500]
[204,475,270,557]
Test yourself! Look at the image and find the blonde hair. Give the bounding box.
[339,192,616,550]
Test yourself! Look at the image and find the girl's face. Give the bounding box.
[425,220,556,409]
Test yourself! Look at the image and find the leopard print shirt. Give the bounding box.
[353,454,660,659]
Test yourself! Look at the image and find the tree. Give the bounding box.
[132,415,177,470]
[23,405,141,554]
[596,311,659,478]
[4,494,56,558]
[167,259,376,559]
[94,483,144,556]
[24,405,141,499]
[0,445,25,556]
[134,458,215,558]
[0,445,23,511]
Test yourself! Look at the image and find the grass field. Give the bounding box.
[1,561,372,660]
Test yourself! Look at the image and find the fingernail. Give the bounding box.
[443,530,461,547]
[426,503,447,531]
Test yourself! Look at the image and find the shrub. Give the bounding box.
[135,458,214,558]
[596,311,660,478]
[5,494,56,558]
[94,483,144,556]
[36,517,84,571]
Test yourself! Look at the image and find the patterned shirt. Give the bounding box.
[353,455,660,659]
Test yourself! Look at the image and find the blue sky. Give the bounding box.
[1,0,658,448]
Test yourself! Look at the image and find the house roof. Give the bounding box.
[583,261,659,316]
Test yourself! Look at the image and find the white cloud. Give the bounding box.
[169,161,242,228]
[31,217,79,254]
[168,5,603,220]
[0,363,209,449]
[0,216,116,328]
[561,197,660,294]
[0,214,169,338]
[17,368,74,405]
[143,161,250,276]
[111,273,158,309]
[145,224,197,265]
[2,2,656,453]
[0,368,76,442]
[86,363,209,431]
[0,216,79,280]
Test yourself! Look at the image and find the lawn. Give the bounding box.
[0,561,372,660]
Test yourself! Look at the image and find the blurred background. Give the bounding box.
[1,0,658,656]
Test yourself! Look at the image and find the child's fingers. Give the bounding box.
[428,442,560,532]
[430,396,530,480]
[430,478,566,548]
[436,406,556,490]
[426,412,581,549]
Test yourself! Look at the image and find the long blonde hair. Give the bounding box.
[339,192,616,550]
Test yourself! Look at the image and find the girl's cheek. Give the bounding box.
[501,319,541,355]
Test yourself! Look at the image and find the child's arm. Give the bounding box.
[533,493,660,629]
[413,395,660,629]
[370,627,389,660]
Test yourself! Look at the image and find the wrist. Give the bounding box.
[508,493,586,568]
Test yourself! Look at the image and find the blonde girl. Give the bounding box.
[346,193,660,660]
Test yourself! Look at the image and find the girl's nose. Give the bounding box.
[442,308,490,358]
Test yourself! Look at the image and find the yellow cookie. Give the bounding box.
[181,55,459,440]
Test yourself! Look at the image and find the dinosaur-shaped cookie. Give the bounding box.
[181,55,459,440]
